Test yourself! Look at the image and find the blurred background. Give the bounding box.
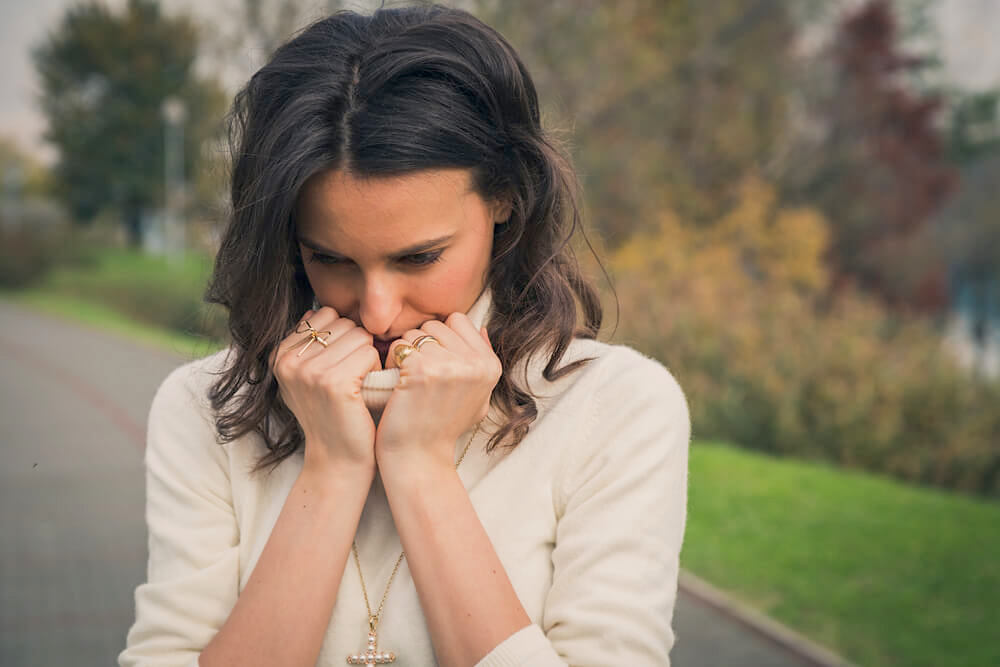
[1,0,998,665]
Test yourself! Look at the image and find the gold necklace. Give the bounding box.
[346,422,482,666]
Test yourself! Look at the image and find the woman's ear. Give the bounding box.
[491,197,513,225]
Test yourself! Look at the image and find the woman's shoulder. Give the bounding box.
[143,347,241,477]
[545,337,688,410]
[545,339,691,510]
[151,346,236,419]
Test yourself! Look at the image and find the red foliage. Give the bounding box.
[830,0,956,313]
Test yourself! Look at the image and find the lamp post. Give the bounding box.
[162,96,187,265]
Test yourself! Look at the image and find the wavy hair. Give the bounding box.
[205,3,607,475]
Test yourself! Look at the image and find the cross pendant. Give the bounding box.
[346,626,396,665]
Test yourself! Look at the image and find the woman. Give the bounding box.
[120,4,689,666]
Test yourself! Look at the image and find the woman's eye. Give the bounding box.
[307,253,344,265]
[401,251,443,266]
[306,250,443,267]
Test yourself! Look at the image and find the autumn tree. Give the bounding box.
[787,0,956,313]
[475,0,804,246]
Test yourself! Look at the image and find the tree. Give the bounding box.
[33,0,227,246]
[787,0,957,314]
[473,0,808,248]
[203,0,350,87]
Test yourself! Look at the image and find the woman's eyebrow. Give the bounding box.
[298,233,456,259]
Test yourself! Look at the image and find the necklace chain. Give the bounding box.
[351,422,482,628]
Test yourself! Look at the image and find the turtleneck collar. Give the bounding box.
[361,285,493,415]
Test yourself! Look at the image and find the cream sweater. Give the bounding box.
[119,289,691,666]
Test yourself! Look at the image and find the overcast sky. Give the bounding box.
[2,0,999,164]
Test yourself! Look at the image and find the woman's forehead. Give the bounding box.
[297,168,487,250]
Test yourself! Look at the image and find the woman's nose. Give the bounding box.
[357,276,401,337]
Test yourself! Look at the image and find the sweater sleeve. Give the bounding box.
[475,346,691,666]
[118,361,240,667]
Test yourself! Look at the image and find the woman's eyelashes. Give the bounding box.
[400,250,445,266]
[307,250,444,268]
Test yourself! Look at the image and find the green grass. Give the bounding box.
[25,243,215,293]
[2,287,224,361]
[0,246,226,361]
[684,442,1000,667]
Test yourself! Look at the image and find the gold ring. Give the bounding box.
[412,334,439,350]
[291,320,332,357]
[393,343,417,366]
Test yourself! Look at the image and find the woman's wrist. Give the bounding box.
[376,444,457,490]
[301,445,376,490]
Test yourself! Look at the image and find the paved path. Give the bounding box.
[0,298,823,666]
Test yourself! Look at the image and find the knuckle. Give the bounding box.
[424,320,446,334]
[317,305,339,318]
[343,317,363,331]
[319,375,353,401]
[273,353,292,377]
[329,381,358,402]
[344,328,370,346]
[349,343,378,365]
[438,362,462,382]
[326,318,351,337]
[302,366,323,387]
[405,363,430,384]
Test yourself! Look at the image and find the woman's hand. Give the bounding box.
[375,313,500,472]
[270,307,382,475]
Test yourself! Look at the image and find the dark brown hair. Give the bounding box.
[204,3,606,475]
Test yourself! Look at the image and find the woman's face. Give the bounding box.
[296,168,507,367]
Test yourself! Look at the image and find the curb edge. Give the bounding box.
[677,570,857,667]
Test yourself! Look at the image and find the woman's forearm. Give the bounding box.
[199,461,374,667]
[379,455,531,667]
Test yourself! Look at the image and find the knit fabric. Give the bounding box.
[119,289,691,666]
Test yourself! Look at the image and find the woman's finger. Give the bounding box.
[307,327,376,370]
[334,341,383,380]
[419,318,473,355]
[440,312,493,355]
[274,310,355,366]
[384,338,417,371]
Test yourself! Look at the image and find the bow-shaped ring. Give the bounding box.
[290,320,332,357]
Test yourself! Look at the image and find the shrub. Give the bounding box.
[0,199,91,287]
[40,247,227,341]
[607,175,1000,497]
